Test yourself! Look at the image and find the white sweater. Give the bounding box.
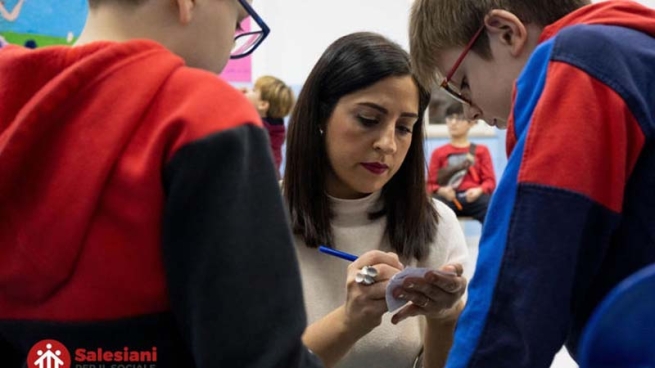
[295,191,469,368]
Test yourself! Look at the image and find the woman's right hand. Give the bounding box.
[343,250,404,335]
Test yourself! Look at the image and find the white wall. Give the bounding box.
[252,0,414,85]
[251,0,655,86]
[253,0,655,181]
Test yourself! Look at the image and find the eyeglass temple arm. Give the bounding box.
[445,25,486,81]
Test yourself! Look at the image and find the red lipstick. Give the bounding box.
[361,162,389,175]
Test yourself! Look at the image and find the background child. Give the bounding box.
[428,103,495,223]
[410,0,655,367]
[244,75,295,177]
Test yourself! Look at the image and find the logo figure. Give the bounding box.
[28,339,71,368]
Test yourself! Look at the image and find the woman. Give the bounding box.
[284,32,469,368]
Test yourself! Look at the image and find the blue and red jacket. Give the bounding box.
[447,2,655,367]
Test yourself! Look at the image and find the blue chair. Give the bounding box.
[578,263,655,368]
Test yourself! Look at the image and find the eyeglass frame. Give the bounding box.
[440,24,486,105]
[230,0,270,59]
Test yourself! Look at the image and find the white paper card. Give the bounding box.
[385,267,457,312]
[386,267,430,312]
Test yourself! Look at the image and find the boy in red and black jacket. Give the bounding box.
[0,1,321,367]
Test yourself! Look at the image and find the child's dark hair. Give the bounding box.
[445,102,464,118]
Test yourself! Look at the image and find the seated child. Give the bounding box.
[428,103,496,223]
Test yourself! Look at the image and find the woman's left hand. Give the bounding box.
[390,263,467,324]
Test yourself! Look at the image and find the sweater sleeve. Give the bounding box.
[162,124,323,368]
[420,200,470,301]
[433,200,469,272]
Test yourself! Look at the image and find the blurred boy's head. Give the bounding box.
[245,75,295,119]
[82,0,259,73]
[409,0,589,128]
[445,103,475,139]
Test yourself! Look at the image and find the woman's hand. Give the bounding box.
[343,250,404,335]
[390,263,466,324]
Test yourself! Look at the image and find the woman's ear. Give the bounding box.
[175,0,196,25]
[483,9,528,57]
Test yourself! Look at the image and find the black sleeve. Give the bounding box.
[162,124,322,368]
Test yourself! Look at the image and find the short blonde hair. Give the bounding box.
[255,76,295,119]
[409,0,590,89]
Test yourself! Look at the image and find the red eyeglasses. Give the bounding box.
[440,25,485,105]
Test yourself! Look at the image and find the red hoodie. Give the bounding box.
[0,40,319,368]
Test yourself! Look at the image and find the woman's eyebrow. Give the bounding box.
[357,102,418,118]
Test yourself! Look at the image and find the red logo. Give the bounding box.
[27,339,71,368]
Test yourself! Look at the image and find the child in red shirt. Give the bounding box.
[428,103,496,223]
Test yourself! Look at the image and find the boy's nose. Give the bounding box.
[464,105,481,121]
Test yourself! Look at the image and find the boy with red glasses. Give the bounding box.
[410,0,655,367]
[0,1,320,367]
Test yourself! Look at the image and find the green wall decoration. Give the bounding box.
[0,0,88,48]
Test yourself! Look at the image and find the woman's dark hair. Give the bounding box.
[283,32,437,261]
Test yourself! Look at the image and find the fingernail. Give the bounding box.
[407,283,414,289]
[398,293,405,299]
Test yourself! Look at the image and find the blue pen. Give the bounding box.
[319,246,458,277]
[318,245,358,262]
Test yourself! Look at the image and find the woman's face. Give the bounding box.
[324,75,420,199]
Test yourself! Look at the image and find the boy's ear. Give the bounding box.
[259,100,270,114]
[483,9,528,57]
[175,0,196,25]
